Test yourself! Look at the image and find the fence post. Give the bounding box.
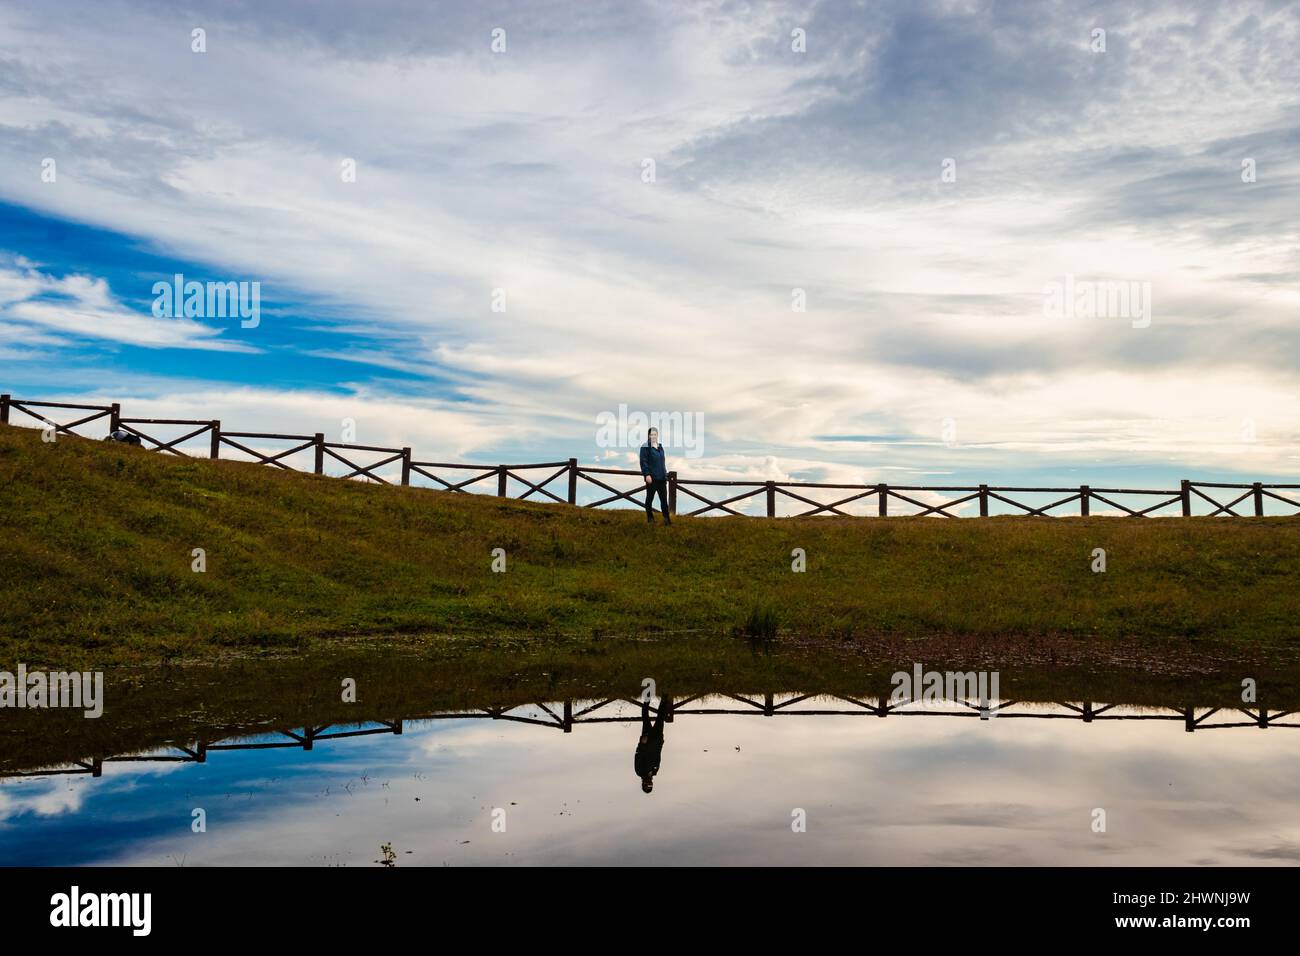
[1253,482,1264,517]
[313,433,325,475]
[567,458,578,505]
[209,421,220,459]
[0,394,9,425]
[401,447,411,486]
[978,484,989,517]
[877,483,888,517]
[109,402,121,432]
[668,471,677,515]
[1079,485,1090,517]
[765,481,776,517]
[1180,480,1191,517]
[497,465,508,497]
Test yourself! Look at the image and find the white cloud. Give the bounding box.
[0,261,257,352]
[0,1,1296,478]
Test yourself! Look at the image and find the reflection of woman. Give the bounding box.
[640,427,671,525]
[634,697,672,793]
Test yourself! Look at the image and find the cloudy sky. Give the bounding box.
[1,0,1297,504]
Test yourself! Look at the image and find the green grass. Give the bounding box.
[739,602,781,642]
[1,422,1298,668]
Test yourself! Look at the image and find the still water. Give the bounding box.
[2,695,1298,866]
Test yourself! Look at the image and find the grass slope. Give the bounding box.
[1,423,1297,666]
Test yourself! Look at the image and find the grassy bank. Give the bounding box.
[1,423,1297,667]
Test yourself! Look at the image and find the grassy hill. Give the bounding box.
[1,422,1297,668]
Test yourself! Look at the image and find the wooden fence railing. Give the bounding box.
[3,393,1298,518]
[5,696,1296,778]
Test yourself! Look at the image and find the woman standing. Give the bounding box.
[640,427,671,525]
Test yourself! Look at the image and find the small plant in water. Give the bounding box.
[738,603,780,642]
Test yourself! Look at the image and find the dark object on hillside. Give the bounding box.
[105,428,142,446]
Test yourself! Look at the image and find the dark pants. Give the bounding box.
[644,478,670,521]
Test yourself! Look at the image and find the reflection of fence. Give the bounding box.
[4,394,1299,517]
[5,696,1296,779]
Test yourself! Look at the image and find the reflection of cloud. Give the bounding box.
[0,753,194,830]
[3,696,1295,866]
[920,803,1045,828]
[0,778,88,819]
[1238,842,1300,862]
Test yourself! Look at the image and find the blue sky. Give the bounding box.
[0,0,1297,511]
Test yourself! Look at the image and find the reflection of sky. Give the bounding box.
[2,699,1298,866]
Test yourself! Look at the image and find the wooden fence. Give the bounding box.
[4,393,1298,518]
[5,695,1296,778]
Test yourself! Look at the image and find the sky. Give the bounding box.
[0,0,1297,506]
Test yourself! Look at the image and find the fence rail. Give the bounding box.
[4,696,1295,779]
[3,393,1297,518]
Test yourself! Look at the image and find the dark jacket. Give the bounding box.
[634,735,663,778]
[639,442,667,480]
